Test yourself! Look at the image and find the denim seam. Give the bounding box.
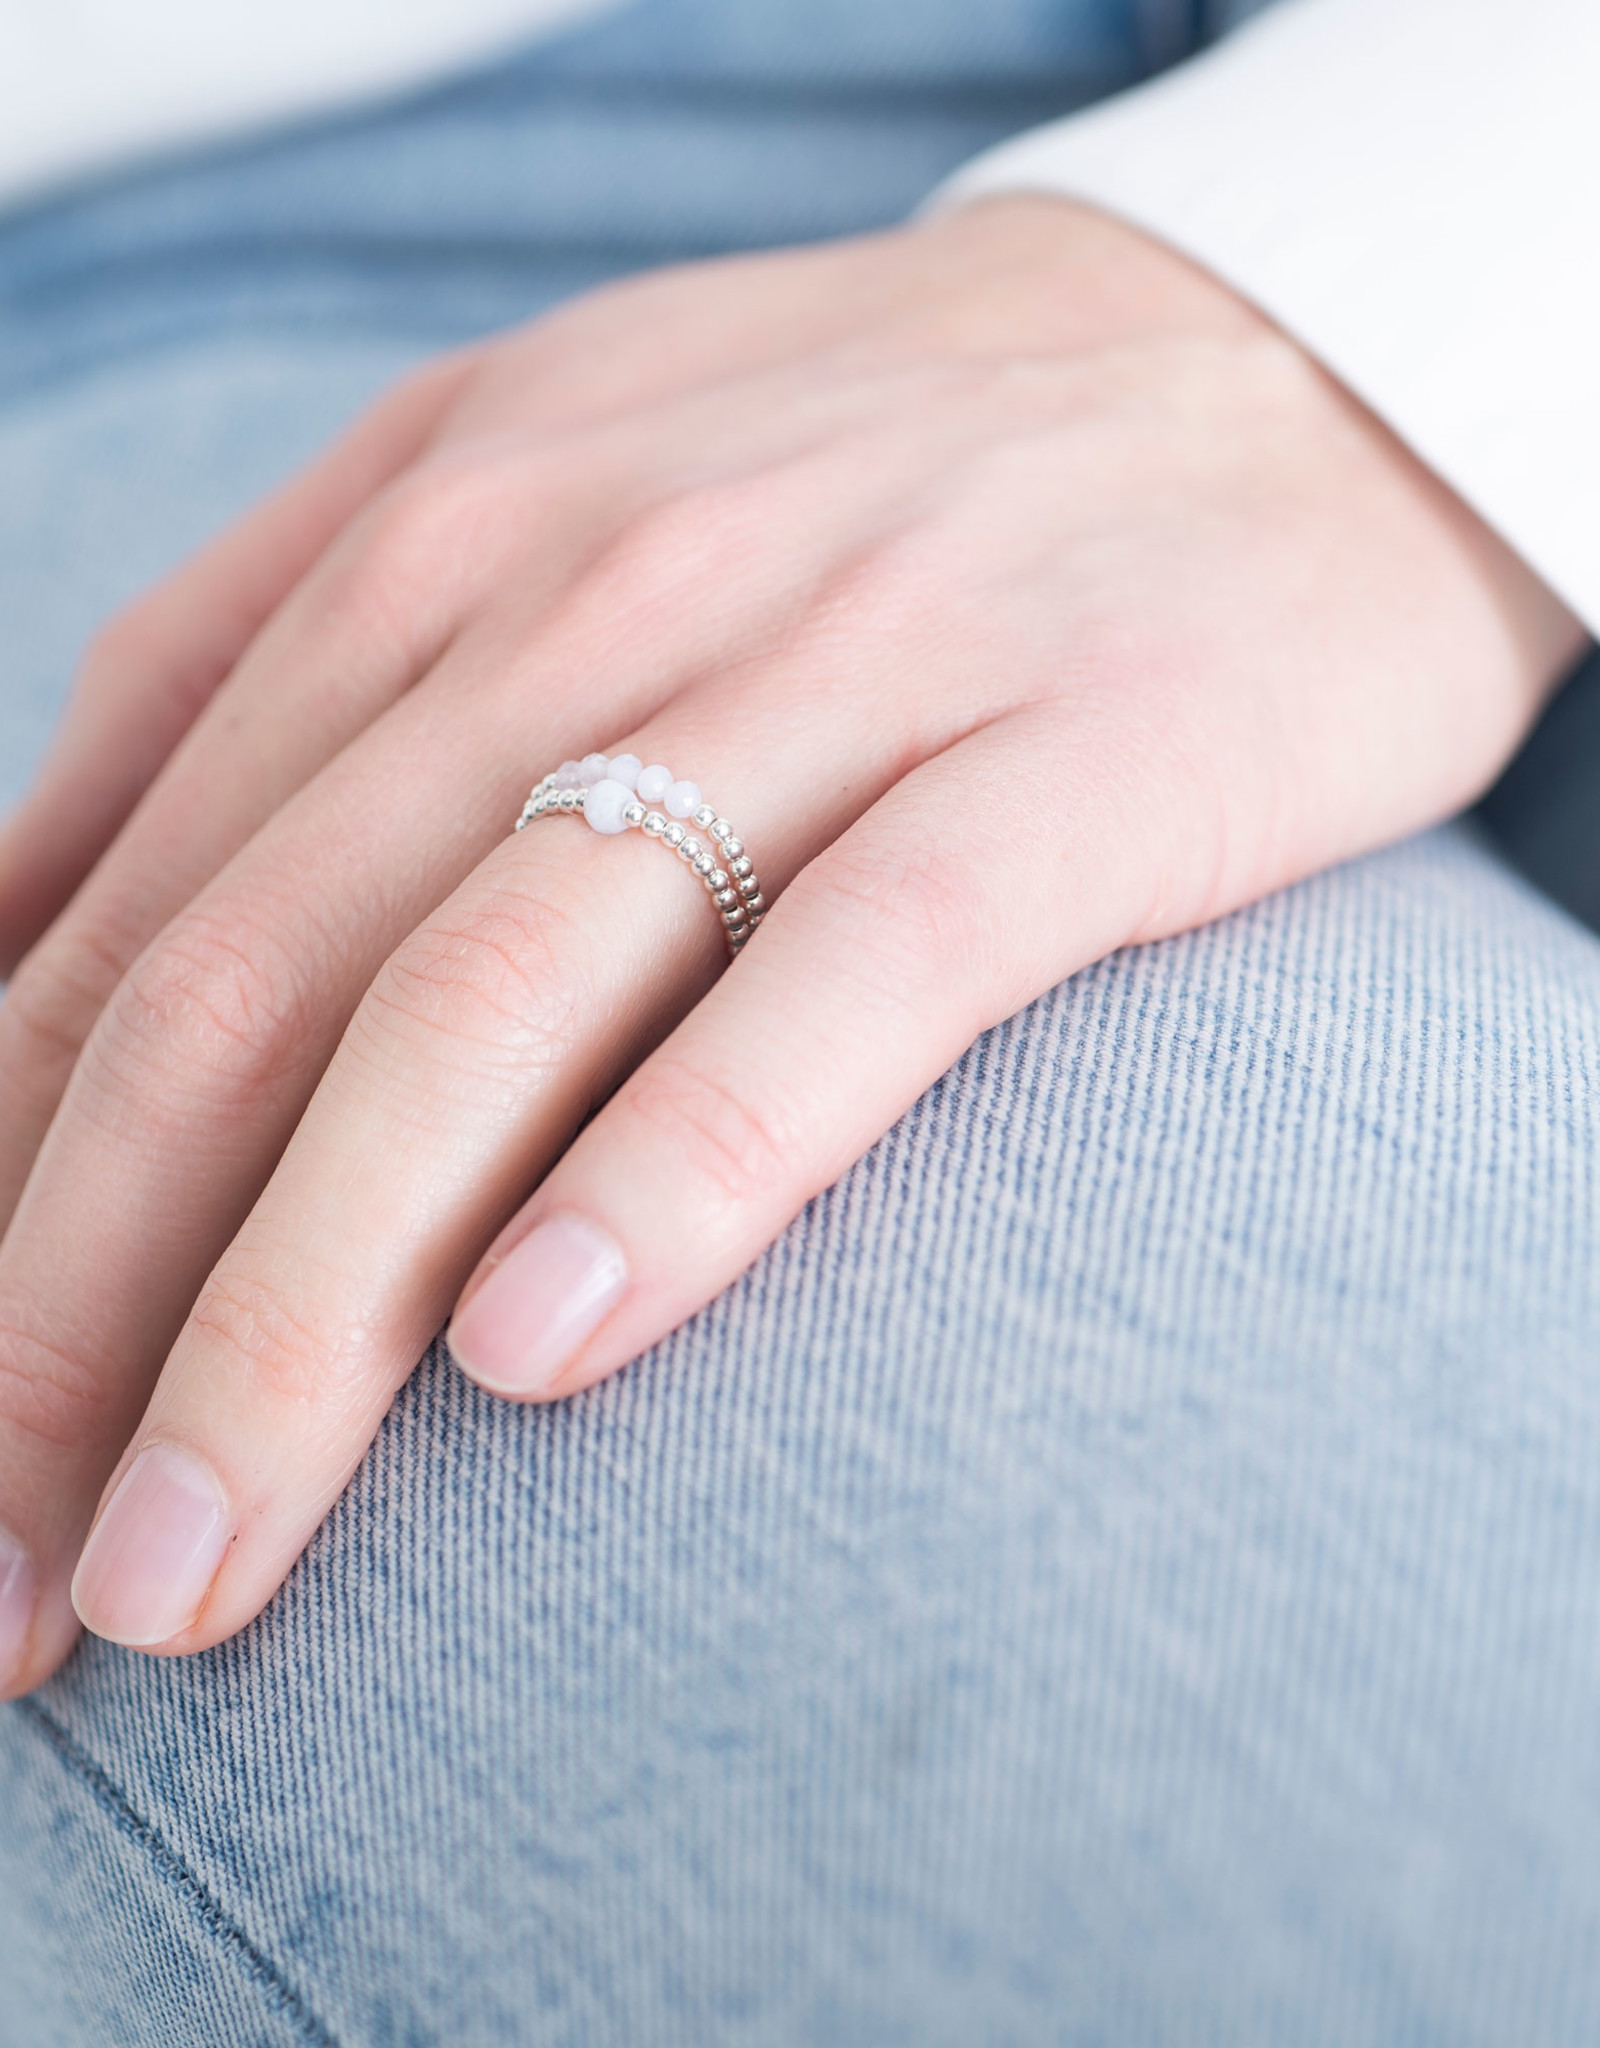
[16,1698,342,2048]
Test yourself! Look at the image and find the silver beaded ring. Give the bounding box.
[514,751,766,959]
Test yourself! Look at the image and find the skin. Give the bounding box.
[0,196,1583,1695]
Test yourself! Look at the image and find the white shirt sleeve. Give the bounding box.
[933,0,1600,635]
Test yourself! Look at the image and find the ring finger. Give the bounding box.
[59,659,965,1660]
[0,432,953,1694]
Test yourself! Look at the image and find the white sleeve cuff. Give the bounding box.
[933,0,1600,634]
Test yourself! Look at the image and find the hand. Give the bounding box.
[0,198,1581,1694]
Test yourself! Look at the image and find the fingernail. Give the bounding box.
[71,1444,231,1647]
[0,1527,34,1690]
[447,1211,627,1397]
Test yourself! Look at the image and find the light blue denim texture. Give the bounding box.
[3,2,1600,2043]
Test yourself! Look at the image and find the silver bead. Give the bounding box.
[525,757,759,959]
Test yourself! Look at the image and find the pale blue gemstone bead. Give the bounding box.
[579,752,610,786]
[664,779,701,820]
[636,762,673,805]
[606,753,643,792]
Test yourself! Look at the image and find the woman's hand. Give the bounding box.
[0,197,1581,1694]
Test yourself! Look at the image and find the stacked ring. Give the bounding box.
[514,751,766,958]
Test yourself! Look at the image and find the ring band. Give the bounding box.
[514,752,766,958]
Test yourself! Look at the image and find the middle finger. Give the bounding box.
[65,678,898,1654]
[0,423,937,1690]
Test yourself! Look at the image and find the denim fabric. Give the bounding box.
[4,3,1600,2044]
[0,0,1142,405]
[0,0,1147,811]
[5,826,1600,2047]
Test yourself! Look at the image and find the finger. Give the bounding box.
[59,673,923,1660]
[0,661,610,1697]
[0,437,915,1691]
[0,352,476,975]
[0,356,902,1238]
[0,696,509,1697]
[0,380,633,1239]
[445,715,1152,1402]
[0,451,486,1234]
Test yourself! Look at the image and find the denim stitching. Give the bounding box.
[17,1698,342,2048]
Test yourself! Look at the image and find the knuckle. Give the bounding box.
[0,921,127,1084]
[94,906,316,1099]
[594,482,757,604]
[78,599,164,696]
[315,436,601,664]
[806,835,993,987]
[624,1055,794,1209]
[0,1307,104,1456]
[366,459,480,565]
[308,463,496,653]
[375,343,481,426]
[358,889,585,1084]
[352,450,533,596]
[792,529,961,684]
[78,588,240,735]
[188,1269,354,1410]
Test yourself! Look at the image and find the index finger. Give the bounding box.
[0,351,475,973]
[64,701,885,1656]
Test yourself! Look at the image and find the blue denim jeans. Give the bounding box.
[3,3,1600,2043]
